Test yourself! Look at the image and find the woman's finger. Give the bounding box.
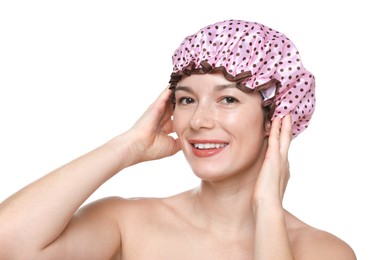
[134,87,173,130]
[279,114,292,157]
[268,116,282,150]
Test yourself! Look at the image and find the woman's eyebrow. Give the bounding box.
[175,83,237,93]
[214,83,237,91]
[175,86,193,93]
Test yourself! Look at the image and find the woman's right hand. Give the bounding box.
[115,87,181,167]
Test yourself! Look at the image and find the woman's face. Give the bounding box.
[172,73,269,181]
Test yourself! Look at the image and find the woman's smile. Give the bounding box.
[189,139,229,158]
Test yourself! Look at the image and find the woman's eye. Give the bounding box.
[220,96,239,104]
[177,97,195,105]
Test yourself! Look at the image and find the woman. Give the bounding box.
[0,19,356,259]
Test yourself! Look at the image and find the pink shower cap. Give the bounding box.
[169,19,315,138]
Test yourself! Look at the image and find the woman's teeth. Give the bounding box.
[193,143,228,149]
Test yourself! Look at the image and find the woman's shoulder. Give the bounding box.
[286,211,357,260]
[92,190,193,223]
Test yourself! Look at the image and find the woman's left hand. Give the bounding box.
[251,114,292,210]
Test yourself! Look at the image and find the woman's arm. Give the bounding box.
[251,114,294,260]
[251,115,356,260]
[0,87,180,259]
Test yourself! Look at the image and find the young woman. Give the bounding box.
[0,19,356,259]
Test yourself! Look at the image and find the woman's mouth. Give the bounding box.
[190,141,229,157]
[193,143,228,149]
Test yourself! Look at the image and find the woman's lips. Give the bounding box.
[189,140,229,158]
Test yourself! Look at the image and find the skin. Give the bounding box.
[0,73,356,260]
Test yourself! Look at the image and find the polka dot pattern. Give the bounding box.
[169,19,315,138]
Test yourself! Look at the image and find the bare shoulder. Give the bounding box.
[286,212,357,260]
[105,191,193,259]
[84,190,191,225]
[112,190,192,222]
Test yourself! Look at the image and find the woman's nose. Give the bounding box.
[189,103,215,130]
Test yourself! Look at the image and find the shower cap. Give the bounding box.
[169,19,315,138]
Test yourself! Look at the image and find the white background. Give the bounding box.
[0,0,373,259]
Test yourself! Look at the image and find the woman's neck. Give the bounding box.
[190,176,258,238]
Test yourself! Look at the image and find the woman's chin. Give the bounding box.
[191,167,234,182]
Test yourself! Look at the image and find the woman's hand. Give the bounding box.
[119,87,181,165]
[251,114,292,211]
